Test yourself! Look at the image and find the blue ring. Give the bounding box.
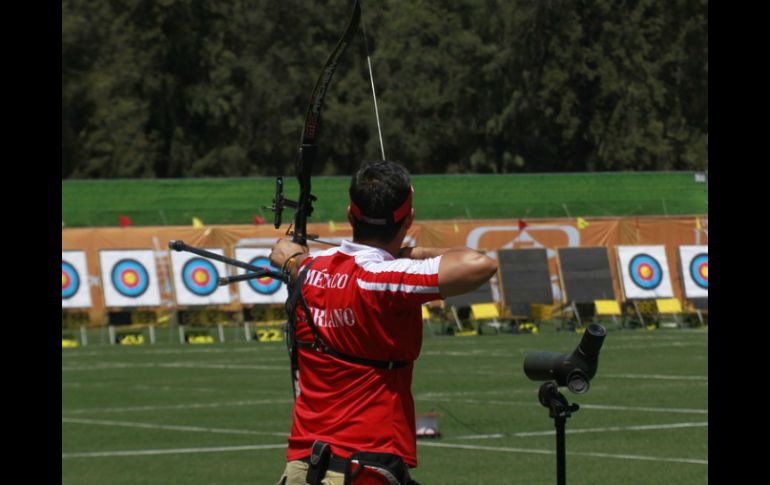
[182,258,219,296]
[628,253,662,290]
[111,259,149,298]
[62,261,80,299]
[690,253,708,289]
[246,256,281,295]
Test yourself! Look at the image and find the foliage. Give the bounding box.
[62,0,708,178]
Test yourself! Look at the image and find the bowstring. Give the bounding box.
[360,3,386,162]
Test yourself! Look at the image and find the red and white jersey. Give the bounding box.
[286,240,442,467]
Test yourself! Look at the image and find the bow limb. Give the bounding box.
[292,0,362,245]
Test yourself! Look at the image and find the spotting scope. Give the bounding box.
[523,323,607,394]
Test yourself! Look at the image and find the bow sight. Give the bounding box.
[263,172,316,245]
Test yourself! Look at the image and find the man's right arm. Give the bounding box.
[400,246,498,298]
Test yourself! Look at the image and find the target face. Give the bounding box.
[690,253,708,289]
[628,254,663,290]
[182,258,219,296]
[62,251,92,308]
[246,256,281,294]
[99,250,161,307]
[111,259,150,298]
[617,246,673,299]
[170,249,230,305]
[62,262,80,299]
[679,246,708,298]
[234,248,288,304]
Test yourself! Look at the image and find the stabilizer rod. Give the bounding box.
[168,240,286,284]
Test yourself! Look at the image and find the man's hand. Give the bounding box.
[269,238,309,270]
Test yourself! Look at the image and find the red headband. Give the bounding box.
[350,186,413,225]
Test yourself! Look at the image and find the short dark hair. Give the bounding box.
[349,160,412,243]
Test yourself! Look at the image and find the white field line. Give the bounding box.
[608,331,707,339]
[420,341,706,358]
[62,417,288,437]
[61,347,283,358]
[63,398,705,417]
[516,421,707,436]
[579,404,707,414]
[63,443,287,459]
[62,418,706,465]
[452,421,707,440]
[61,362,286,371]
[601,373,707,381]
[418,369,524,376]
[415,371,706,399]
[416,389,532,399]
[414,397,707,415]
[421,350,515,358]
[417,441,707,465]
[62,398,293,415]
[61,442,709,467]
[61,382,223,394]
[451,434,506,440]
[604,342,707,350]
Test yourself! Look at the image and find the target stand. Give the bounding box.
[242,305,287,343]
[554,247,618,332]
[624,299,658,329]
[177,307,238,344]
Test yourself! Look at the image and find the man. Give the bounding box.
[271,160,498,485]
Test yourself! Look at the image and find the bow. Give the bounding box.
[265,0,365,399]
[266,0,362,245]
[167,1,385,400]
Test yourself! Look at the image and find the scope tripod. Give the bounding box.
[538,381,580,485]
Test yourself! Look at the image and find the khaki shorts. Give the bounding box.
[275,460,346,485]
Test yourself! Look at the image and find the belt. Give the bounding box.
[296,340,409,369]
[301,454,348,474]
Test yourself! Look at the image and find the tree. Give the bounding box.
[62,0,708,178]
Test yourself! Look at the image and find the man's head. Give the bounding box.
[348,160,414,244]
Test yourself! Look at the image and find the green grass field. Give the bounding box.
[62,325,708,484]
[62,172,708,227]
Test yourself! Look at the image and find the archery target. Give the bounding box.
[234,248,287,304]
[182,258,219,296]
[617,246,674,299]
[62,262,80,298]
[628,254,663,290]
[111,259,150,297]
[62,251,92,308]
[170,249,230,305]
[99,250,161,307]
[678,245,708,298]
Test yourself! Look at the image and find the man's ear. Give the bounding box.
[347,205,354,224]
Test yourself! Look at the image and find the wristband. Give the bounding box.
[282,252,306,276]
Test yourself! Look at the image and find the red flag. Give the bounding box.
[518,219,528,231]
[119,215,132,228]
[253,215,265,225]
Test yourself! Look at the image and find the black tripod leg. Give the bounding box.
[555,415,566,485]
